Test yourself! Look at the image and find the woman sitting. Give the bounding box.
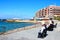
[47,19,55,31]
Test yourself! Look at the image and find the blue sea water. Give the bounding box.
[0,22,34,32]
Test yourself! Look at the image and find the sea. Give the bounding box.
[0,22,34,32]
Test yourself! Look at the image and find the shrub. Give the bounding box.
[54,16,60,21]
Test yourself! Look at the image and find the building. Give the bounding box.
[35,5,60,18]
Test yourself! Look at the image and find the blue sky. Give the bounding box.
[0,0,60,19]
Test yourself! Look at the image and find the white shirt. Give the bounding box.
[40,26,45,33]
[47,20,53,28]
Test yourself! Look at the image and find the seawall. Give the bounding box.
[1,24,41,35]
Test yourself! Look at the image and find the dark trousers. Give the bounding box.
[38,29,47,38]
[47,24,54,31]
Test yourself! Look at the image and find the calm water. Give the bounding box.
[0,22,34,32]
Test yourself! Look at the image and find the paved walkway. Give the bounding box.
[0,21,60,40]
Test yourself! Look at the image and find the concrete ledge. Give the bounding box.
[2,24,41,35]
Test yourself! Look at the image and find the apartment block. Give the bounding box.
[35,5,60,18]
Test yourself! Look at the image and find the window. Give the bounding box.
[50,8,53,9]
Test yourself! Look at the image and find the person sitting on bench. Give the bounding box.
[47,18,55,31]
[38,24,47,38]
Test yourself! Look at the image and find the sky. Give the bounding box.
[0,0,60,19]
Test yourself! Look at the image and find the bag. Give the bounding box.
[54,23,57,28]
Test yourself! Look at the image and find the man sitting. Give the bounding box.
[38,24,47,38]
